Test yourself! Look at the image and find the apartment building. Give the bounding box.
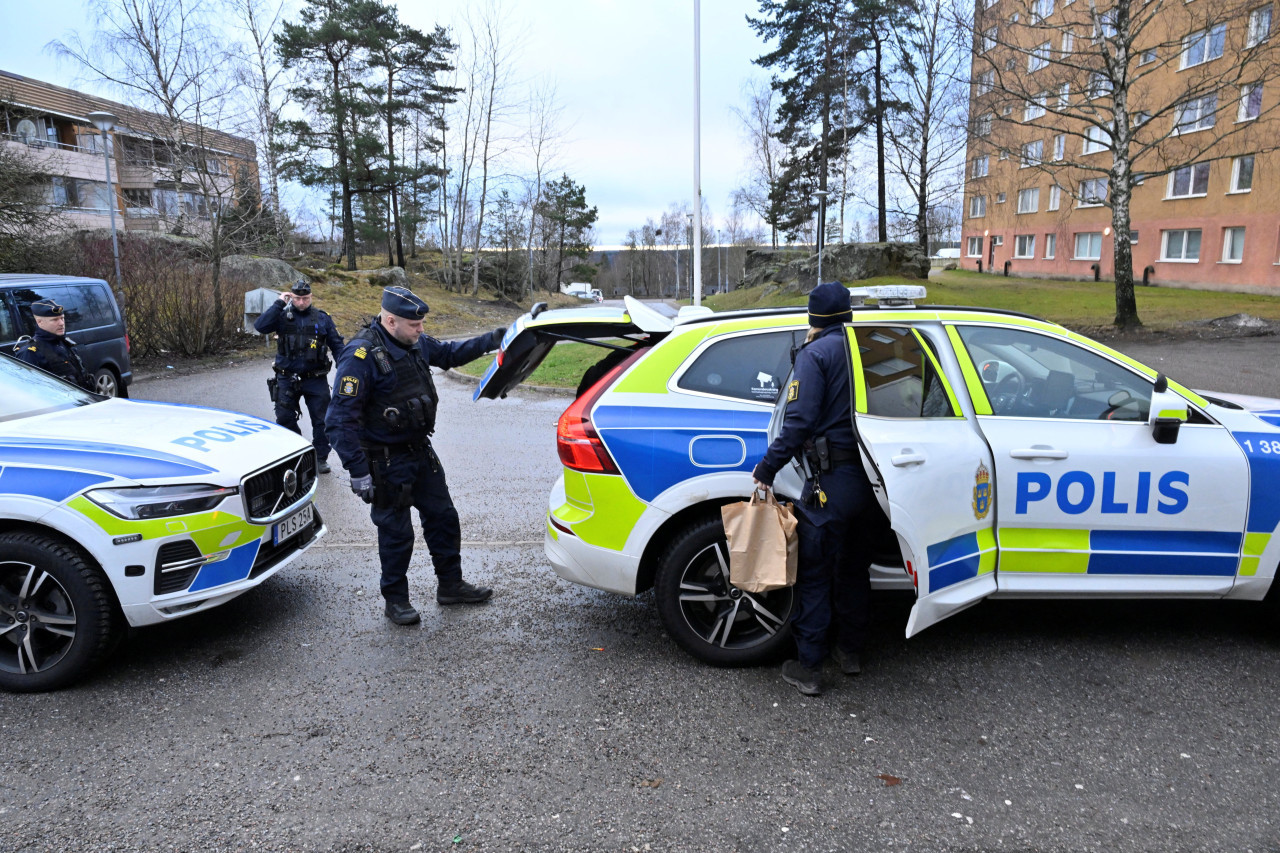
[962,0,1280,291]
[0,70,256,234]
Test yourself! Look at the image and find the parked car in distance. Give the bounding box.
[0,274,133,397]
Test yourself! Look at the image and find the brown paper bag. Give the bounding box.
[721,491,799,593]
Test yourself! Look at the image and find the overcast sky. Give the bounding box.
[3,0,775,247]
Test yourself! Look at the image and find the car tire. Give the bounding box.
[654,515,795,667]
[0,532,121,692]
[93,367,122,398]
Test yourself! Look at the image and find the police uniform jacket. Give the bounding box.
[254,299,344,375]
[325,321,494,478]
[15,328,93,390]
[754,324,858,485]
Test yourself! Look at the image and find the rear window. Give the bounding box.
[13,283,118,332]
[677,330,805,404]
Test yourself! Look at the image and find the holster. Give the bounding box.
[267,376,278,403]
[368,460,414,510]
[805,436,833,473]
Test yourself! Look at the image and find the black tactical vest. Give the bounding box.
[31,335,89,388]
[277,308,330,368]
[353,324,439,436]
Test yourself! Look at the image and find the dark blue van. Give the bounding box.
[0,274,132,397]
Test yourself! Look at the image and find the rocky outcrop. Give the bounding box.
[366,266,409,289]
[220,255,307,289]
[740,242,930,292]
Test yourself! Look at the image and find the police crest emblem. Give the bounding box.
[339,376,359,397]
[972,463,992,520]
[786,380,799,402]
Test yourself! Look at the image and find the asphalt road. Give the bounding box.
[4,336,1280,852]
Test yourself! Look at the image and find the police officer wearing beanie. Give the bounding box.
[325,286,508,626]
[254,279,344,473]
[752,281,883,697]
[14,298,95,391]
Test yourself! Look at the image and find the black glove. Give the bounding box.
[350,474,375,504]
[489,326,507,351]
[751,460,776,489]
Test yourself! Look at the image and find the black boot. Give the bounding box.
[436,579,493,605]
[384,600,420,625]
[781,660,823,696]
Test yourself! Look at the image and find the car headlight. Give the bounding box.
[86,484,239,520]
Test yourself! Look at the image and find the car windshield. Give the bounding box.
[0,355,101,422]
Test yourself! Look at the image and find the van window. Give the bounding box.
[12,283,116,331]
[678,330,805,403]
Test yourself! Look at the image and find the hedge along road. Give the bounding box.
[2,338,1280,852]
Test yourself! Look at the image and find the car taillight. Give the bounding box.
[125,333,131,353]
[556,348,647,474]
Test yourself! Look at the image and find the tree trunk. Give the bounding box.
[331,60,356,271]
[874,34,887,243]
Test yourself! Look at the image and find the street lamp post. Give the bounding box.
[86,111,123,292]
[812,189,829,286]
[686,213,694,298]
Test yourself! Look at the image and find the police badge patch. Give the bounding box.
[787,380,799,402]
[339,376,359,397]
[972,462,992,520]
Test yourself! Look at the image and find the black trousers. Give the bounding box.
[368,445,463,603]
[791,464,882,670]
[275,374,331,458]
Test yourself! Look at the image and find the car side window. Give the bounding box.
[955,324,1152,420]
[677,330,803,403]
[0,293,17,343]
[852,325,958,418]
[75,285,117,329]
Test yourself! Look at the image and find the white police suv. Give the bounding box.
[477,291,1280,666]
[0,355,324,691]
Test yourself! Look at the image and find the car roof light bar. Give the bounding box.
[863,284,927,309]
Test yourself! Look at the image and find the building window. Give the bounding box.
[1005,58,1017,71]
[1088,73,1111,100]
[971,155,990,178]
[1015,234,1036,258]
[1140,48,1157,65]
[1162,229,1202,261]
[970,195,987,217]
[984,0,998,8]
[1168,163,1210,198]
[1061,30,1074,53]
[1048,185,1061,210]
[1132,111,1151,127]
[1010,12,1021,23]
[992,235,1004,246]
[999,148,1010,160]
[975,70,994,95]
[982,26,998,51]
[1082,125,1110,154]
[1030,42,1052,71]
[1222,227,1246,262]
[1248,5,1272,46]
[1057,83,1070,107]
[1021,139,1044,167]
[45,177,111,212]
[1174,95,1217,133]
[1074,232,1103,259]
[1094,8,1117,37]
[1133,173,1146,185]
[996,192,1007,204]
[1053,134,1065,160]
[1078,178,1108,206]
[1033,0,1055,22]
[1239,83,1263,121]
[977,113,993,136]
[1002,104,1014,116]
[1045,233,1057,258]
[1231,155,1255,192]
[1025,94,1046,121]
[1181,24,1226,68]
[1017,187,1041,213]
[1130,230,1139,244]
[967,235,984,256]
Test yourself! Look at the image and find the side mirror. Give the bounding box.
[1148,374,1188,445]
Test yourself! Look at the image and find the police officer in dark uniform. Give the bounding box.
[325,286,507,626]
[254,279,344,473]
[752,282,882,697]
[14,298,95,391]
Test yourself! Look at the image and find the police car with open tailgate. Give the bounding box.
[0,355,324,691]
[476,289,1280,666]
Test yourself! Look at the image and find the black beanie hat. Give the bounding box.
[808,282,852,328]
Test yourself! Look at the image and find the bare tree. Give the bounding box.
[0,139,68,271]
[972,0,1280,326]
[731,77,786,248]
[522,80,566,298]
[226,0,288,213]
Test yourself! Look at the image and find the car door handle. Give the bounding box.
[1010,446,1069,460]
[891,452,926,467]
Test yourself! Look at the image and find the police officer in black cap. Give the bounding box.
[325,285,508,626]
[14,298,95,391]
[752,282,884,697]
[254,279,344,473]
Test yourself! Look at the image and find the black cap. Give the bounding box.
[381,286,429,320]
[290,279,311,295]
[31,298,64,318]
[807,282,852,328]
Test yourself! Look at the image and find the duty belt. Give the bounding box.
[274,366,329,381]
[362,441,431,459]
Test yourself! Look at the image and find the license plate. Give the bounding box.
[273,503,314,545]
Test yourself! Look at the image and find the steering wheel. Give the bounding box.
[990,372,1025,413]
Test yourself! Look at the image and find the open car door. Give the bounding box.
[473,296,674,400]
[843,323,999,636]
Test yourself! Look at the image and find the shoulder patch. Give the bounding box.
[787,380,800,402]
[338,376,359,397]
[354,347,367,359]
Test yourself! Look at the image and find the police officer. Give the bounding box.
[254,279,344,473]
[325,286,507,626]
[14,298,95,391]
[752,282,882,697]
